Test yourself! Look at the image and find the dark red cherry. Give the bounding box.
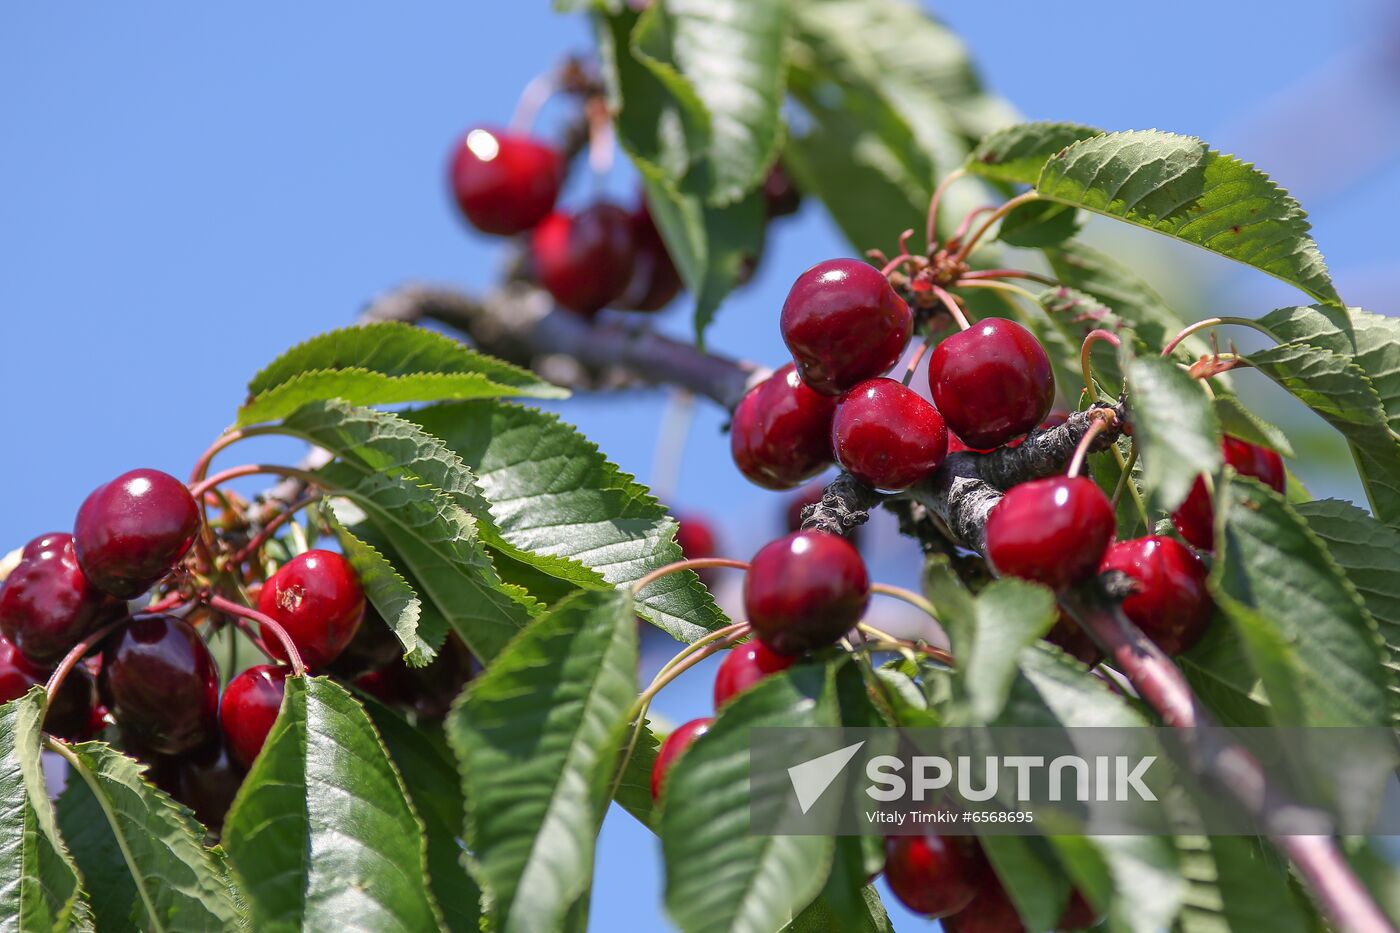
[449,127,563,236]
[1172,435,1286,549]
[762,163,801,219]
[0,634,99,740]
[257,549,366,670]
[930,318,1054,450]
[984,476,1115,589]
[1101,536,1212,655]
[220,664,290,769]
[327,607,402,680]
[883,834,988,919]
[674,513,721,589]
[149,739,245,830]
[744,531,869,655]
[74,468,200,599]
[731,363,838,490]
[713,640,796,708]
[945,879,1098,932]
[832,378,948,491]
[614,201,682,312]
[100,615,219,755]
[650,717,712,801]
[0,533,121,665]
[530,204,636,316]
[781,259,913,396]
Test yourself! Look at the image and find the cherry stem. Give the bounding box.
[930,284,972,331]
[1080,329,1122,400]
[206,594,305,676]
[953,190,1039,261]
[1112,443,1140,508]
[144,592,188,615]
[946,205,996,251]
[188,464,319,502]
[1160,315,1278,357]
[510,66,561,134]
[869,582,939,620]
[44,618,127,706]
[901,335,935,387]
[955,278,1042,308]
[650,390,696,506]
[925,168,967,248]
[232,493,324,565]
[855,622,954,667]
[585,96,615,180]
[957,268,1060,287]
[1109,442,1153,533]
[1066,411,1115,479]
[631,557,750,595]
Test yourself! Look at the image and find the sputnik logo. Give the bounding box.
[787,741,865,814]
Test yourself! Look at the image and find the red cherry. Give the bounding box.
[220,664,290,769]
[780,259,912,396]
[985,476,1115,589]
[258,549,365,670]
[713,640,796,708]
[674,513,722,589]
[614,201,682,312]
[1172,435,1286,549]
[832,378,948,490]
[1044,614,1101,666]
[0,533,121,665]
[0,634,99,740]
[930,319,1054,450]
[100,615,219,755]
[945,879,1098,932]
[883,834,988,919]
[348,634,476,719]
[530,204,637,316]
[731,363,838,490]
[650,717,712,801]
[449,127,563,236]
[744,531,869,655]
[74,469,200,599]
[1100,536,1212,655]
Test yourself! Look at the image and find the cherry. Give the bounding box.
[744,531,869,655]
[327,607,402,680]
[1044,614,1101,666]
[731,363,838,490]
[762,163,801,219]
[1172,435,1286,549]
[449,127,563,236]
[944,878,1098,932]
[832,378,948,491]
[713,640,796,708]
[614,201,682,312]
[984,476,1115,589]
[530,203,637,316]
[74,468,201,599]
[883,833,988,919]
[100,615,219,755]
[786,480,863,548]
[1100,536,1212,655]
[650,717,712,801]
[0,634,99,740]
[148,739,245,830]
[257,549,366,669]
[674,513,721,589]
[220,664,290,769]
[929,318,1054,450]
[0,532,121,665]
[780,259,912,396]
[349,634,476,719]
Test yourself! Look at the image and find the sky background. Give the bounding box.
[3,2,1398,929]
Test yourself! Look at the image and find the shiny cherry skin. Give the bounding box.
[0,634,99,740]
[257,549,366,670]
[650,717,712,801]
[1173,436,1286,549]
[449,127,563,236]
[614,201,682,312]
[530,204,637,316]
[832,378,948,491]
[930,319,1055,450]
[100,615,219,755]
[713,640,796,708]
[1101,536,1213,655]
[781,259,912,396]
[883,834,988,919]
[0,533,120,665]
[744,531,869,655]
[945,879,1098,933]
[74,468,201,599]
[731,363,838,490]
[985,476,1115,589]
[149,739,245,830]
[220,664,290,769]
[786,480,863,548]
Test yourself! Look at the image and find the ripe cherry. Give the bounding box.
[984,476,1115,589]
[0,634,99,740]
[883,833,988,919]
[220,664,290,769]
[713,640,796,708]
[614,202,682,312]
[781,259,912,396]
[530,204,637,316]
[74,468,201,599]
[832,378,948,491]
[348,634,476,719]
[1173,435,1286,549]
[0,532,121,665]
[650,717,712,801]
[930,319,1054,450]
[100,615,219,755]
[449,127,563,236]
[1101,536,1212,655]
[257,549,366,670]
[744,531,869,655]
[149,739,245,830]
[674,513,721,589]
[731,363,838,490]
[944,879,1098,932]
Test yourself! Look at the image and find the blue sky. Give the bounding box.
[3,2,1397,928]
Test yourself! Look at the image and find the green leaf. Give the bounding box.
[326,506,422,663]
[1212,394,1295,458]
[965,121,1103,185]
[239,322,564,425]
[611,721,663,831]
[1175,835,1316,933]
[0,688,88,932]
[997,199,1082,247]
[446,589,638,933]
[1125,354,1222,512]
[982,836,1071,932]
[1035,130,1340,306]
[52,741,241,932]
[56,780,129,932]
[223,676,442,932]
[784,837,893,933]
[662,663,840,933]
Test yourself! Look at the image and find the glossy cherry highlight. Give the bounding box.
[985,476,1115,589]
[744,531,869,655]
[929,318,1054,450]
[1101,536,1213,655]
[651,717,712,801]
[731,363,837,490]
[1172,435,1286,549]
[713,640,797,708]
[74,468,201,599]
[530,203,636,316]
[99,615,219,755]
[832,378,948,490]
[449,128,563,235]
[257,549,366,670]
